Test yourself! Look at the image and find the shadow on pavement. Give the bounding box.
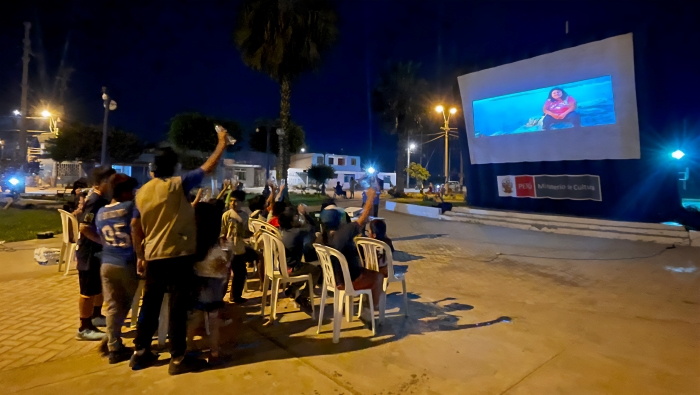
[393,234,446,241]
[186,289,512,372]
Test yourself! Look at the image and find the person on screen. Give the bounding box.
[542,87,581,130]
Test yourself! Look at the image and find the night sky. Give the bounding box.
[1,0,698,175]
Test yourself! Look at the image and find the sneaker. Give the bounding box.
[129,350,159,371]
[207,354,229,367]
[92,316,107,327]
[108,347,133,364]
[168,355,209,375]
[76,328,106,341]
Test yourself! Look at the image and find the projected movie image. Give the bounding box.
[472,76,616,138]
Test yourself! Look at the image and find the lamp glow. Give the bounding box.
[13,110,20,116]
[9,177,19,186]
[409,143,416,150]
[672,150,685,159]
[41,110,51,118]
[367,167,376,174]
[435,105,444,113]
[449,108,457,114]
[300,148,305,153]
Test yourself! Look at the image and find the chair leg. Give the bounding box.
[260,276,270,317]
[57,243,66,272]
[307,277,316,320]
[316,285,327,334]
[357,294,363,318]
[402,279,408,317]
[379,291,386,324]
[158,293,169,347]
[333,291,342,343]
[270,279,280,320]
[345,294,354,323]
[64,245,76,276]
[130,280,145,328]
[367,293,376,336]
[204,312,210,336]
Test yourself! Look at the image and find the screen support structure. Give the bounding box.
[436,106,458,183]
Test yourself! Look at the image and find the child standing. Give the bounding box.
[189,202,230,364]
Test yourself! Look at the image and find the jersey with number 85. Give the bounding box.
[96,201,136,266]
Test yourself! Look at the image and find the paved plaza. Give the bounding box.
[0,203,698,394]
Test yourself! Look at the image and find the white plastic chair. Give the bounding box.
[259,230,316,321]
[356,238,408,318]
[313,243,376,343]
[57,209,79,275]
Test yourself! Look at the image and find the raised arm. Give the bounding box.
[356,187,376,227]
[200,126,230,175]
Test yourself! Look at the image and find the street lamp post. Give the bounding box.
[101,87,117,166]
[435,105,458,184]
[406,142,416,188]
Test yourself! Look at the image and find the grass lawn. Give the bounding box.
[0,208,63,242]
[289,193,329,207]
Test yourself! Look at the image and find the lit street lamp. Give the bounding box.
[300,147,306,153]
[13,110,20,116]
[406,142,416,188]
[435,105,458,183]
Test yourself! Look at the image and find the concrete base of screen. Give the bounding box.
[439,207,694,246]
[384,201,442,219]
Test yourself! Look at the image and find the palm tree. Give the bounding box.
[372,61,428,195]
[233,0,338,182]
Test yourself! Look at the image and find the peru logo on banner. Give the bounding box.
[497,174,602,201]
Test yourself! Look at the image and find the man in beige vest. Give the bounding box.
[129,127,228,375]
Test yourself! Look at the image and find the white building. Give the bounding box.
[288,152,396,189]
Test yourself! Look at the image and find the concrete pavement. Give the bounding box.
[0,203,698,394]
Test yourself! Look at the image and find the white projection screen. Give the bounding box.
[458,34,640,165]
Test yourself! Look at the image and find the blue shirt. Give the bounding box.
[96,201,137,266]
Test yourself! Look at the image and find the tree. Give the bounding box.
[372,61,428,195]
[406,162,430,192]
[233,0,338,182]
[48,121,142,163]
[250,119,305,156]
[169,112,243,153]
[307,164,335,186]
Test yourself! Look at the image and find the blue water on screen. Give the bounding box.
[473,75,616,137]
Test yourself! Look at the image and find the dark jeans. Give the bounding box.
[286,263,322,298]
[229,254,248,300]
[372,204,379,217]
[543,112,580,130]
[134,256,195,358]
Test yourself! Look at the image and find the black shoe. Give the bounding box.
[207,355,229,367]
[129,350,159,370]
[109,346,133,364]
[284,288,295,298]
[295,296,313,314]
[98,337,109,357]
[168,355,209,375]
[232,297,248,304]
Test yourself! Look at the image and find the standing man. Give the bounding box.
[95,174,139,363]
[75,167,115,341]
[349,177,356,199]
[130,126,229,375]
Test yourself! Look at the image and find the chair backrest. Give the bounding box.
[313,243,356,294]
[248,210,262,232]
[250,218,281,239]
[58,209,79,244]
[356,237,394,278]
[259,229,289,279]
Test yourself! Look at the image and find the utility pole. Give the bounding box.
[435,105,457,184]
[19,22,31,167]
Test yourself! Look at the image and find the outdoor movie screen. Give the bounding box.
[458,34,640,164]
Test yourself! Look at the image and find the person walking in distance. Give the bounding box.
[129,126,230,375]
[349,177,356,199]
